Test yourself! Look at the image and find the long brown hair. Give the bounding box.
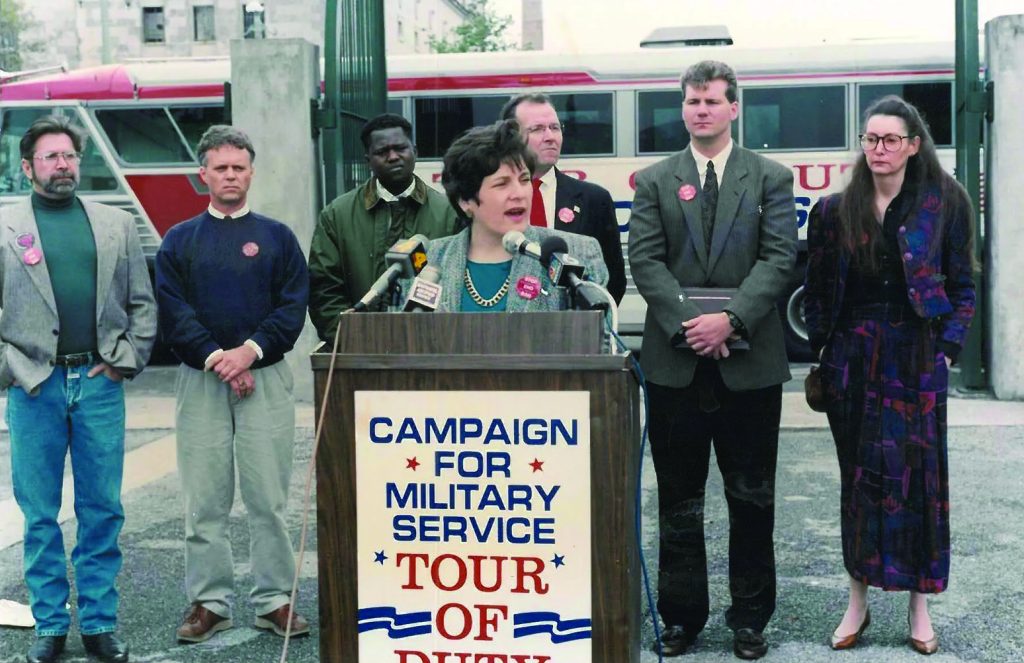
[839,95,973,268]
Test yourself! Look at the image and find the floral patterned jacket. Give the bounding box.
[803,187,976,358]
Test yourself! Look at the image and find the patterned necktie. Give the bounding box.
[701,160,718,255]
[530,179,547,227]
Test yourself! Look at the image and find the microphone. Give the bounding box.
[502,230,542,261]
[403,265,443,312]
[349,234,429,312]
[539,236,608,311]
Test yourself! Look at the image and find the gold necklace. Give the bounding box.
[464,267,511,307]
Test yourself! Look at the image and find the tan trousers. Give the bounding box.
[175,362,297,618]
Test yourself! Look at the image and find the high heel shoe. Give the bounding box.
[908,614,939,655]
[830,609,871,650]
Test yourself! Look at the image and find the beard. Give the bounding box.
[32,167,79,198]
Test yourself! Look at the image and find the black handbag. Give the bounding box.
[805,365,827,412]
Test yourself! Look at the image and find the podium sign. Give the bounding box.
[354,390,593,662]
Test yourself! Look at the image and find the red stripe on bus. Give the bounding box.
[387,69,955,92]
[388,72,599,91]
[137,84,225,99]
[125,174,209,237]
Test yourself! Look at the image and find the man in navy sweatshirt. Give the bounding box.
[155,125,310,644]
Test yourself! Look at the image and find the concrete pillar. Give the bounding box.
[522,0,543,50]
[230,38,320,402]
[986,15,1024,400]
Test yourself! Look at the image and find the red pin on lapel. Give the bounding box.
[678,184,697,201]
[558,207,575,223]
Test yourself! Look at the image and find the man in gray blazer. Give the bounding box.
[1,116,156,663]
[628,61,796,660]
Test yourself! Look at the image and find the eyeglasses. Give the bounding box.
[525,123,564,135]
[859,134,913,152]
[33,151,82,164]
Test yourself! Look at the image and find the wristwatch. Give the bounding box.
[723,309,746,337]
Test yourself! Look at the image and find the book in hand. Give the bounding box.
[671,287,751,351]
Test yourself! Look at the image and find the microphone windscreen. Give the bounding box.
[539,236,569,268]
[502,230,527,254]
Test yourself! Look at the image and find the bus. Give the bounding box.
[0,42,959,359]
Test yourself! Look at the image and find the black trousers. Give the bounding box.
[648,360,782,633]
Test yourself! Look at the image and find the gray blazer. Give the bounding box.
[628,145,797,390]
[0,197,157,393]
[416,225,609,312]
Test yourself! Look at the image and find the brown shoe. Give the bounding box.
[176,603,233,643]
[908,614,939,655]
[255,603,310,637]
[830,609,871,650]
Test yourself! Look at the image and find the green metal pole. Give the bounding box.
[322,0,340,206]
[954,0,987,390]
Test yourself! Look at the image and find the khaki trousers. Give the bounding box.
[175,362,297,618]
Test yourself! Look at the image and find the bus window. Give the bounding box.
[637,90,688,154]
[742,85,846,150]
[169,106,225,157]
[95,107,193,164]
[1,108,119,195]
[858,82,952,146]
[414,96,507,158]
[387,98,405,118]
[547,92,614,156]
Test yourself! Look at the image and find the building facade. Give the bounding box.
[22,0,468,69]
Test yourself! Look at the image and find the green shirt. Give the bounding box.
[32,192,98,355]
[461,260,512,312]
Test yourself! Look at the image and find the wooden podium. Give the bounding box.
[311,311,641,663]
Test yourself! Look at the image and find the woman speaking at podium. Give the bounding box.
[410,120,608,312]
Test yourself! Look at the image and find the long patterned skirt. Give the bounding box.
[821,305,950,593]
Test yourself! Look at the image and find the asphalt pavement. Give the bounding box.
[0,365,1022,662]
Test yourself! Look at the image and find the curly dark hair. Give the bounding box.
[441,119,536,220]
[360,113,413,151]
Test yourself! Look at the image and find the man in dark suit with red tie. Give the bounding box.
[499,93,626,303]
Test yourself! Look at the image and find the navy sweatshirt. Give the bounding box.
[155,210,308,370]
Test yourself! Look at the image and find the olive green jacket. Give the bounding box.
[308,175,458,341]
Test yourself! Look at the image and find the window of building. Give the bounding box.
[742,85,846,150]
[0,108,119,194]
[637,90,689,154]
[95,107,194,164]
[243,2,266,39]
[387,98,406,118]
[858,82,953,147]
[193,5,215,42]
[142,6,166,43]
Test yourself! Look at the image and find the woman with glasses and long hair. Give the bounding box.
[804,95,975,655]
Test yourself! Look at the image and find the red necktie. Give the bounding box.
[530,179,547,227]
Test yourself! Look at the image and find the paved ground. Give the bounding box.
[0,365,1022,662]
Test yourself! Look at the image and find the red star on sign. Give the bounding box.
[529,458,544,472]
[406,457,420,470]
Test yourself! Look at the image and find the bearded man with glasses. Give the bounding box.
[0,114,156,663]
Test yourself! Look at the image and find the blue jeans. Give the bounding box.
[7,364,126,636]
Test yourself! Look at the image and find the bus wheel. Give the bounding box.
[781,285,814,362]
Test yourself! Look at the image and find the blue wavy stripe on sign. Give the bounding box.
[357,606,432,638]
[513,611,592,643]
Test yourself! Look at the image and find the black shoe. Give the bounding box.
[27,635,66,663]
[733,628,768,660]
[81,633,129,663]
[653,624,698,656]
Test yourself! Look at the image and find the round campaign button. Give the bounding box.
[516,275,541,300]
[678,184,697,201]
[242,242,260,257]
[558,207,575,224]
[23,247,42,265]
